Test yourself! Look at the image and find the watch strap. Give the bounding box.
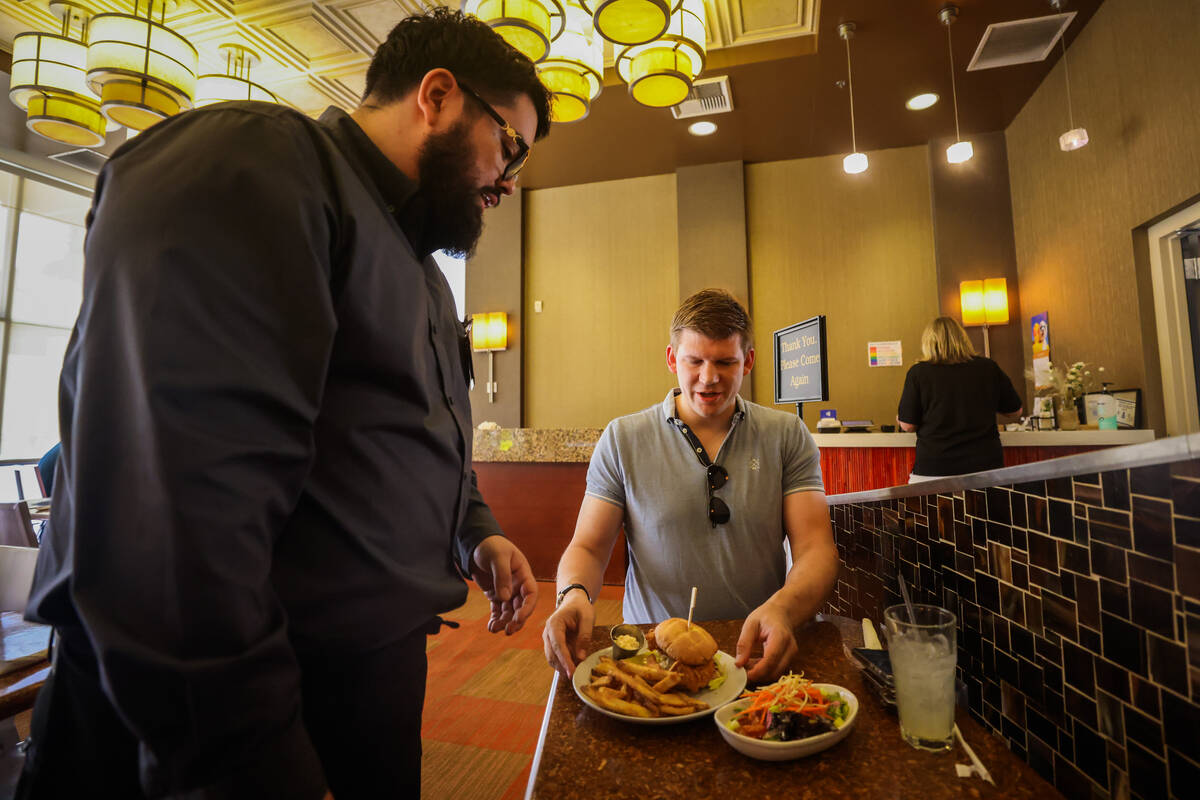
[556,583,592,608]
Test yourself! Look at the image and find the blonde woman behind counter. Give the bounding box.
[897,317,1024,483]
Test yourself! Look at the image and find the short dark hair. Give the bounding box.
[670,289,754,353]
[364,8,552,140]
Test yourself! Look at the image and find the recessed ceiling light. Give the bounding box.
[688,120,717,136]
[906,92,939,110]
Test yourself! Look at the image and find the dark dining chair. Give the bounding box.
[0,503,37,547]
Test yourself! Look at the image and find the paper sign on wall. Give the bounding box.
[1031,311,1051,390]
[868,341,903,367]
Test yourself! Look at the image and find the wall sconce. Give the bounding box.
[471,311,509,403]
[959,278,1009,357]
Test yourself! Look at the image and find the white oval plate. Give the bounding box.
[713,683,858,760]
[572,647,747,725]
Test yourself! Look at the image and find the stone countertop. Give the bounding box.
[813,429,1154,448]
[473,427,1155,461]
[473,428,602,463]
[526,620,1059,800]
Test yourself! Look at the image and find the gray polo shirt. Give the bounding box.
[586,389,825,624]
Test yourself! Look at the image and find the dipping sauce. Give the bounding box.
[614,634,640,650]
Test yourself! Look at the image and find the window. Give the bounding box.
[433,250,466,321]
[0,176,89,460]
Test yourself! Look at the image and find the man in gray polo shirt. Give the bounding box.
[542,289,839,683]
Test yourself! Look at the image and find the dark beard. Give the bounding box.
[417,120,485,259]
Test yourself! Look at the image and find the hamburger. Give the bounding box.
[646,617,720,693]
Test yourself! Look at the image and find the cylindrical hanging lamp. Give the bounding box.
[537,2,602,122]
[86,0,198,131]
[464,0,566,64]
[614,0,705,108]
[9,2,108,147]
[587,0,677,47]
[196,44,279,106]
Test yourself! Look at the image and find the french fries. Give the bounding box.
[581,656,709,718]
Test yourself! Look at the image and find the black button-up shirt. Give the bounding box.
[27,102,503,796]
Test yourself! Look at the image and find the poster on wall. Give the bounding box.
[1031,311,1051,390]
[867,341,903,367]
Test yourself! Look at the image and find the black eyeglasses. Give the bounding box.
[707,464,731,528]
[458,82,530,182]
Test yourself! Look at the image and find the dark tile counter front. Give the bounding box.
[823,435,1200,800]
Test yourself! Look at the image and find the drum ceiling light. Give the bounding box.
[537,1,603,122]
[464,0,566,63]
[196,44,279,106]
[588,0,677,46]
[9,2,109,147]
[614,0,705,108]
[86,0,198,131]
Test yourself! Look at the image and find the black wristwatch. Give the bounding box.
[555,583,592,608]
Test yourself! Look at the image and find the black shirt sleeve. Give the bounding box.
[455,471,505,574]
[54,108,336,798]
[995,360,1024,414]
[897,365,923,425]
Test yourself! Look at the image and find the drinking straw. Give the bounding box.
[898,572,916,625]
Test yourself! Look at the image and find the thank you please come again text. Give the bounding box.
[773,315,828,405]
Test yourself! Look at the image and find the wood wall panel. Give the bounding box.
[1006,0,1200,435]
[523,175,679,428]
[473,462,628,585]
[746,146,939,428]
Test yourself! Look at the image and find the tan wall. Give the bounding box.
[467,188,523,428]
[524,175,680,427]
[1006,0,1200,434]
[747,146,940,426]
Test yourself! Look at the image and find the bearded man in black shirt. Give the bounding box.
[18,9,550,800]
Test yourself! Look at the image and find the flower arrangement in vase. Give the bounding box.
[1035,361,1106,430]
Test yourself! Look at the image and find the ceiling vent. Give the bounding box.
[967,11,1075,71]
[48,148,109,174]
[670,76,733,119]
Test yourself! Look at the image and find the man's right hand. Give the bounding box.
[542,592,594,678]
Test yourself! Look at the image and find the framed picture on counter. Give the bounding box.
[1082,389,1141,428]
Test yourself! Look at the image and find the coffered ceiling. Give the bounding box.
[0,0,1106,188]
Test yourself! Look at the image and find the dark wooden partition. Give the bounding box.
[473,462,627,585]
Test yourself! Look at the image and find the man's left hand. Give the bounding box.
[470,535,539,635]
[734,599,799,682]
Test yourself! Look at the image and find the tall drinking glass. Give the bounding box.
[884,604,957,751]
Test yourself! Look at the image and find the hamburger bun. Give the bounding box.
[651,618,718,666]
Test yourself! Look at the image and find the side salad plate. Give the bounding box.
[714,681,858,760]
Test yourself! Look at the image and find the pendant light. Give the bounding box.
[9,2,108,147]
[939,5,973,164]
[537,1,603,122]
[614,0,705,108]
[464,0,566,64]
[1056,38,1088,151]
[838,22,867,175]
[196,45,279,107]
[587,0,677,47]
[86,0,197,131]
[1048,0,1087,151]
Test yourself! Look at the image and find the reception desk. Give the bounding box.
[471,427,1154,582]
[814,429,1155,493]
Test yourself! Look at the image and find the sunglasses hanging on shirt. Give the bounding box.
[672,418,731,528]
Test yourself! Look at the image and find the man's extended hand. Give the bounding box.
[542,592,594,678]
[470,535,538,635]
[734,598,800,682]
